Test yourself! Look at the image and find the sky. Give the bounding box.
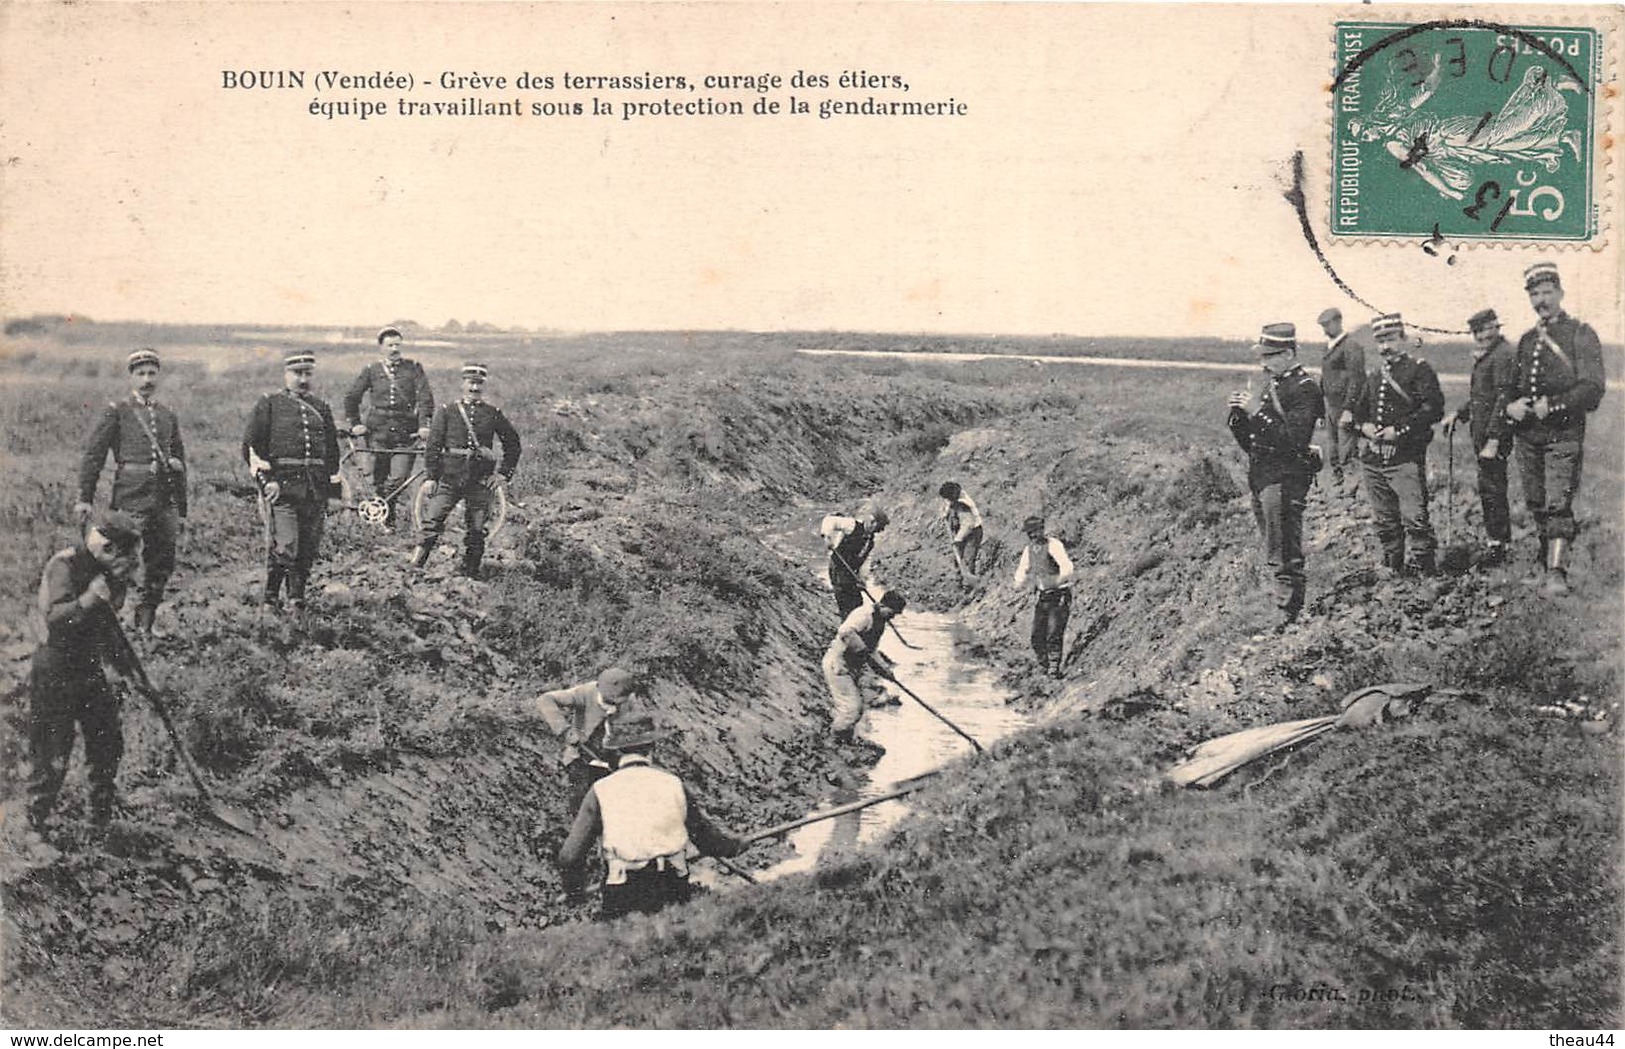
[1,2,1621,341]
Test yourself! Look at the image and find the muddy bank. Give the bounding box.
[3,345,1619,1027]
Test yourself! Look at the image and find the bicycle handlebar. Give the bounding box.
[343,435,426,455]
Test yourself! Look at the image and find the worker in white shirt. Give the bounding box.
[819,503,889,617]
[557,703,744,920]
[938,482,985,579]
[822,589,906,753]
[1014,515,1075,678]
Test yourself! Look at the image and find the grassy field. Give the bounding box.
[0,323,1618,1028]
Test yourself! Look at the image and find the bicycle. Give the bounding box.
[261,435,508,540]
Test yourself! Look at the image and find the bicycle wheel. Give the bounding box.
[412,480,508,539]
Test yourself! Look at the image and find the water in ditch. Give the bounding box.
[749,608,1030,882]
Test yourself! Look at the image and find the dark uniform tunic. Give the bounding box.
[420,399,521,569]
[241,390,341,600]
[1227,364,1323,614]
[1452,335,1517,544]
[344,358,435,502]
[77,395,187,612]
[28,546,133,827]
[1505,312,1606,542]
[1347,350,1445,570]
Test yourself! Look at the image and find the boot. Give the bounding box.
[1410,552,1438,577]
[133,603,156,636]
[1543,538,1570,596]
[286,570,308,612]
[1480,540,1508,567]
[1049,650,1065,679]
[263,567,286,608]
[409,539,435,569]
[89,786,115,828]
[460,533,486,579]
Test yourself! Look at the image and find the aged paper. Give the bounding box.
[2,1,1621,1036]
[4,3,1620,337]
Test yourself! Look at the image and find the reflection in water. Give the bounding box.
[753,610,1028,882]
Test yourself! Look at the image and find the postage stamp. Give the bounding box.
[1331,20,1602,243]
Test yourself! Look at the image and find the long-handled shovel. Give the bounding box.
[742,770,943,845]
[830,548,922,651]
[869,658,985,755]
[109,619,267,842]
[950,542,975,588]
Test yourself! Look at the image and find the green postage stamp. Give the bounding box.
[1331,20,1601,242]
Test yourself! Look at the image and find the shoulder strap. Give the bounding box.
[455,401,478,447]
[1380,363,1414,405]
[1537,326,1573,370]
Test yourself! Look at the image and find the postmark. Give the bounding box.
[1331,20,1601,243]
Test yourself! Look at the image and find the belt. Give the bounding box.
[114,462,158,472]
[273,457,328,467]
[443,448,491,458]
[1038,586,1071,598]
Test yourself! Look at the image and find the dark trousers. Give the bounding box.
[1325,401,1357,469]
[368,419,419,521]
[955,525,984,575]
[1516,434,1584,542]
[831,556,866,617]
[420,479,494,567]
[134,505,180,611]
[1361,456,1434,569]
[1251,475,1309,613]
[1475,450,1512,544]
[599,866,692,921]
[267,491,326,600]
[1030,587,1072,668]
[28,660,122,825]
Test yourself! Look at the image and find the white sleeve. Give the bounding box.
[1013,548,1030,588]
[1050,539,1075,584]
[820,515,854,548]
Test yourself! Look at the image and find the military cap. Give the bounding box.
[1252,322,1297,354]
[1022,515,1046,534]
[1467,308,1501,333]
[1370,313,1405,339]
[596,666,636,700]
[1316,307,1343,327]
[92,509,143,550]
[126,349,161,372]
[284,351,317,371]
[377,327,403,344]
[600,701,669,752]
[461,363,489,380]
[1523,262,1561,291]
